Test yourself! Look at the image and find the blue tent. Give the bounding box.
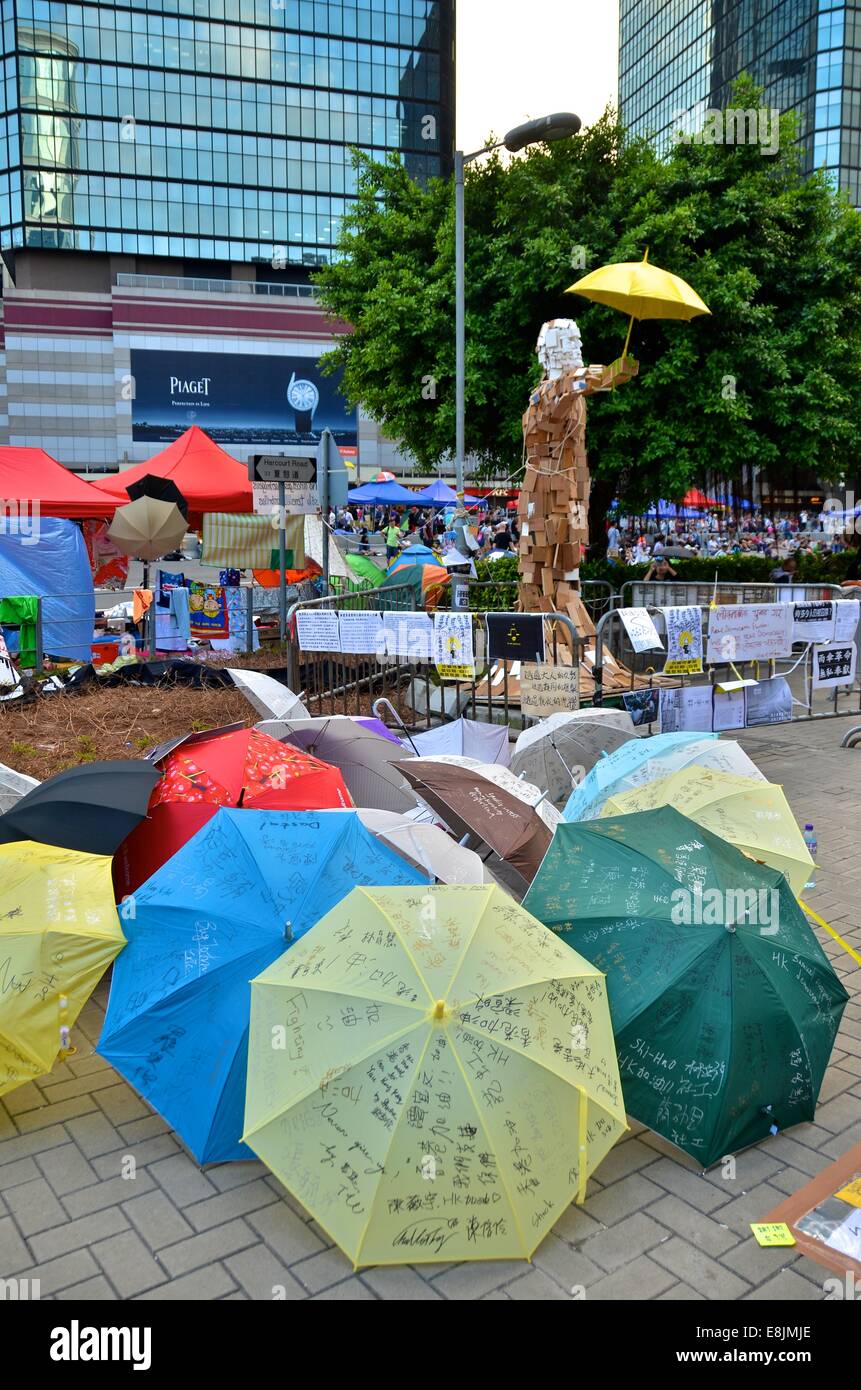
[411,479,484,508]
[348,479,417,505]
[98,808,427,1163]
[0,515,94,662]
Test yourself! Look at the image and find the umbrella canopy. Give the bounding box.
[681,488,719,508]
[410,479,483,507]
[369,469,396,482]
[562,733,765,822]
[99,809,427,1163]
[345,808,496,883]
[402,754,560,831]
[243,884,626,1265]
[226,668,309,723]
[0,760,161,856]
[1,842,125,1096]
[511,710,635,810]
[0,761,39,814]
[523,808,848,1165]
[257,716,418,813]
[394,758,554,882]
[98,427,252,525]
[567,250,710,359]
[348,479,417,505]
[113,727,351,896]
[409,717,511,766]
[126,473,189,520]
[0,447,119,519]
[602,767,814,896]
[107,495,188,562]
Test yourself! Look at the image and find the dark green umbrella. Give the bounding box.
[0,760,161,857]
[522,807,848,1166]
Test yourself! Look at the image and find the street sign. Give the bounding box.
[248,454,316,484]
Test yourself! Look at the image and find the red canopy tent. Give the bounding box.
[0,447,119,519]
[99,426,253,524]
[681,487,720,508]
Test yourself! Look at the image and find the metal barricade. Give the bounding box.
[581,579,615,624]
[285,583,416,716]
[618,579,847,610]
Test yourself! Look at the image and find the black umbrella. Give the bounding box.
[0,760,161,856]
[126,474,189,521]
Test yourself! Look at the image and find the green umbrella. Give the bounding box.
[522,807,848,1166]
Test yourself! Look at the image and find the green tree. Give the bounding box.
[315,79,861,545]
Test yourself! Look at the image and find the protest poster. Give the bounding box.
[486,613,546,664]
[706,603,793,664]
[791,600,835,644]
[519,664,579,717]
[745,676,792,726]
[381,613,433,661]
[433,611,475,680]
[812,641,857,688]
[337,610,385,656]
[295,609,341,652]
[712,687,746,731]
[658,684,714,734]
[834,599,861,643]
[617,607,664,654]
[661,606,703,675]
[621,688,660,727]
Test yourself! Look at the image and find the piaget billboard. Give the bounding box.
[130,349,357,447]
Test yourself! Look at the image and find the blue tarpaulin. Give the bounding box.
[0,516,94,661]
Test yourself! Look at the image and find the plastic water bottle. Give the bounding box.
[803,824,817,890]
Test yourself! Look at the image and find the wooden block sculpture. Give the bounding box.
[517,318,637,633]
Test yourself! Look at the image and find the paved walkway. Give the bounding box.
[1,718,859,1301]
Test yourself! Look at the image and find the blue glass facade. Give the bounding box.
[0,0,454,263]
[619,0,861,206]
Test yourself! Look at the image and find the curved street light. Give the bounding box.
[453,111,582,512]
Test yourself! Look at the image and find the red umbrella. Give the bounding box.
[681,488,719,508]
[114,727,351,895]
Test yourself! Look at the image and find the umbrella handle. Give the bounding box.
[622,314,635,362]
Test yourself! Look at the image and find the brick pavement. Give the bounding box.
[1,718,859,1301]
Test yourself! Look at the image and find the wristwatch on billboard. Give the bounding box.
[287,371,319,433]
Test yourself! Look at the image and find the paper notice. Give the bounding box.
[706,603,793,664]
[295,609,341,652]
[337,610,385,656]
[661,606,703,675]
[617,607,664,654]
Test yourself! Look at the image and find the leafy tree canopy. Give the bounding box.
[314,77,861,520]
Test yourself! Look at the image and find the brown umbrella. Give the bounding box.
[107,494,187,562]
[393,758,552,884]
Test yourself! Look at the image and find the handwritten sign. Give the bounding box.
[433,611,474,680]
[296,609,341,652]
[337,610,385,656]
[519,664,579,716]
[792,600,835,644]
[745,676,792,726]
[659,684,713,734]
[750,1222,796,1248]
[812,641,857,689]
[706,603,793,664]
[617,607,663,654]
[661,606,703,675]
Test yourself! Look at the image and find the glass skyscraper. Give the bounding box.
[619,0,861,206]
[0,0,455,267]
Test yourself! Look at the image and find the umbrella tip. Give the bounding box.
[432,999,447,1021]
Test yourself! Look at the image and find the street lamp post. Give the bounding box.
[453,112,582,511]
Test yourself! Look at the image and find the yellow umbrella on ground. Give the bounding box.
[243,883,626,1268]
[107,494,187,562]
[601,767,814,896]
[567,249,710,358]
[0,842,125,1095]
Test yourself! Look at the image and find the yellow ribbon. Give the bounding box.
[798,900,861,968]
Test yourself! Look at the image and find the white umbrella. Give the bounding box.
[511,709,635,809]
[322,808,499,884]
[227,668,309,722]
[408,716,511,766]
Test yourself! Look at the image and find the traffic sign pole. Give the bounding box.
[278,479,287,642]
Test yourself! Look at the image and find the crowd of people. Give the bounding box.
[327,502,521,563]
[607,509,859,572]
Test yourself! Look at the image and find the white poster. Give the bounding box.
[661,606,703,675]
[706,603,794,664]
[382,613,434,661]
[834,599,861,643]
[712,687,747,731]
[791,600,835,644]
[617,607,664,653]
[812,641,857,688]
[337,610,385,656]
[658,684,714,734]
[433,611,474,672]
[295,609,341,652]
[745,677,792,726]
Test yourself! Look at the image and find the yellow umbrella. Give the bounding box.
[107,494,187,562]
[0,842,125,1096]
[567,249,710,358]
[601,767,814,896]
[243,883,626,1267]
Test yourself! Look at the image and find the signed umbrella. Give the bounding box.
[511,710,634,810]
[243,884,626,1266]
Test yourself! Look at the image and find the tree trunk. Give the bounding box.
[587,474,617,559]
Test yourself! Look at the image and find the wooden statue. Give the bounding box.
[517,318,637,634]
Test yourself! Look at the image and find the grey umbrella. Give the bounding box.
[257,716,419,813]
[510,710,635,810]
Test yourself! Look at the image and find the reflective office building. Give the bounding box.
[0,0,455,264]
[619,0,861,207]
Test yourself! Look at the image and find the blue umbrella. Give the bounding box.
[98,808,426,1162]
[562,732,719,822]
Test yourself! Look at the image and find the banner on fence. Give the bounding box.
[433,611,475,680]
[659,685,713,734]
[519,664,579,716]
[706,603,793,664]
[745,676,792,725]
[813,641,857,689]
[661,605,703,676]
[486,612,546,664]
